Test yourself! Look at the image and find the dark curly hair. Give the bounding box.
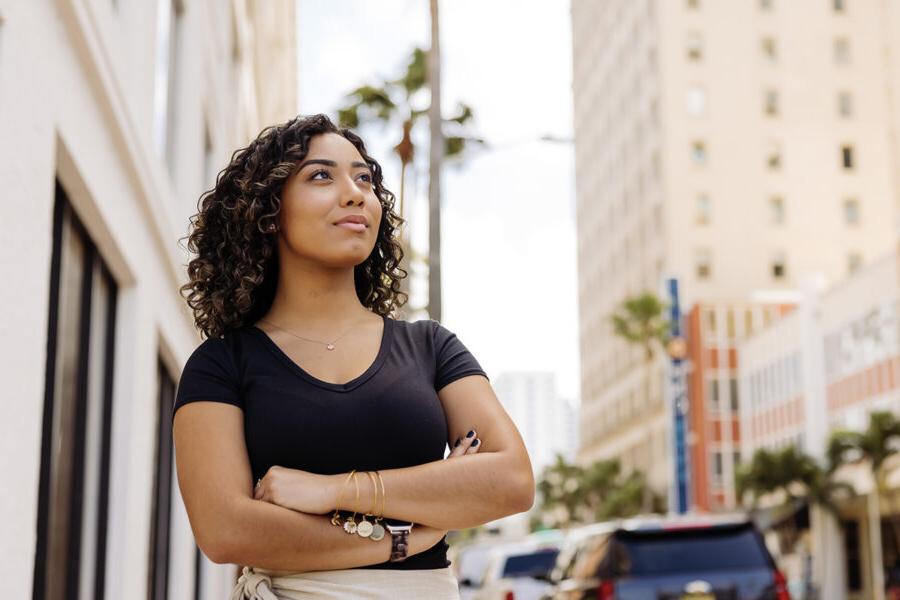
[179,113,407,339]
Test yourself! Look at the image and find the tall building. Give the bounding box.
[1,1,296,598]
[571,0,900,497]
[493,372,578,476]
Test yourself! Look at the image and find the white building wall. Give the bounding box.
[0,0,295,597]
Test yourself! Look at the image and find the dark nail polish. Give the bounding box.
[466,430,475,438]
[471,439,479,447]
[454,438,461,447]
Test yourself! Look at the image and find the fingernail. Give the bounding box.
[466,430,475,438]
[454,438,461,447]
[471,439,479,446]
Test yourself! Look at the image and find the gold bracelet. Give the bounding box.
[330,470,356,526]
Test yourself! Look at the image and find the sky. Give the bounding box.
[296,0,579,403]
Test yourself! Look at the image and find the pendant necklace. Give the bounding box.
[259,317,356,351]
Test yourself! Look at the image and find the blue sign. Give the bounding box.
[667,278,690,514]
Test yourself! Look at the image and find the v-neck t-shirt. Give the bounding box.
[173,315,489,570]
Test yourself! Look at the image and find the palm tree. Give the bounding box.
[609,292,671,409]
[534,454,658,529]
[828,411,900,600]
[337,47,482,319]
[736,444,852,511]
[609,292,671,510]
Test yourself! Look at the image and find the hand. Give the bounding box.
[253,466,335,515]
[448,430,482,457]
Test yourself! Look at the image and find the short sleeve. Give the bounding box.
[431,320,489,392]
[174,336,242,415]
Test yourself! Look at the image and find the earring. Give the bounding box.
[266,223,277,233]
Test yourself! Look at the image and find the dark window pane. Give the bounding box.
[617,526,770,575]
[35,183,117,600]
[501,549,560,578]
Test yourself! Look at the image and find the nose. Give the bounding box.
[339,175,366,207]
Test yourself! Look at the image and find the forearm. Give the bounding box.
[214,497,439,571]
[336,452,534,531]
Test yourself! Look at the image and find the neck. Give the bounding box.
[263,252,371,332]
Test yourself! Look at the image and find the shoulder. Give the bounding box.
[181,328,248,374]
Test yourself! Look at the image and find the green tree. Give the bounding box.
[336,47,482,319]
[828,411,900,600]
[534,454,660,529]
[609,292,671,510]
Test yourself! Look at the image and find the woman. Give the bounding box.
[173,113,534,599]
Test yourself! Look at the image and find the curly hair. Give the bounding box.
[179,113,407,339]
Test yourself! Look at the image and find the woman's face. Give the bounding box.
[278,133,383,269]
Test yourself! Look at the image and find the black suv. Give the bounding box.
[539,517,790,600]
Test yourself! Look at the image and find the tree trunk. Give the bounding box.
[641,355,653,513]
[395,159,413,321]
[870,480,886,600]
[426,0,444,321]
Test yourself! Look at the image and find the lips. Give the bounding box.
[334,215,369,227]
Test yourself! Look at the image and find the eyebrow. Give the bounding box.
[297,159,371,173]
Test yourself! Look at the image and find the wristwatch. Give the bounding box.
[384,520,414,562]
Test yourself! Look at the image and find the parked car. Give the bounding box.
[454,541,498,600]
[472,540,561,600]
[540,515,791,600]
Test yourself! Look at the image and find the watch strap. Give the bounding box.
[386,522,413,562]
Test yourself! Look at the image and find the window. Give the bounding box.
[150,360,177,600]
[691,140,707,165]
[708,379,721,410]
[706,308,717,333]
[696,193,711,224]
[729,378,739,411]
[687,86,707,116]
[764,89,779,116]
[687,32,703,62]
[712,452,724,481]
[687,0,700,8]
[34,181,119,600]
[203,124,214,191]
[761,36,778,62]
[759,0,774,9]
[771,251,787,279]
[834,38,850,64]
[153,0,185,168]
[838,91,853,117]
[770,196,785,224]
[841,144,855,169]
[844,198,860,224]
[696,249,712,279]
[834,0,845,12]
[766,141,782,170]
[848,252,862,274]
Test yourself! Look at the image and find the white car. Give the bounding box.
[471,540,561,600]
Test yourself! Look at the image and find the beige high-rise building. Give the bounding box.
[571,0,900,500]
[0,1,296,597]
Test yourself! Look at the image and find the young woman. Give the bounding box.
[173,113,534,599]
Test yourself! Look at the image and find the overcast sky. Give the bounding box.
[296,0,579,403]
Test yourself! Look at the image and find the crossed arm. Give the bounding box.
[173,375,534,571]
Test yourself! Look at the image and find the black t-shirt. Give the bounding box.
[173,315,488,570]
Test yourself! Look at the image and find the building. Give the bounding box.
[486,372,578,538]
[738,252,900,599]
[1,1,296,598]
[493,371,578,476]
[571,0,900,498]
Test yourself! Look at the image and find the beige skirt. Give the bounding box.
[230,565,461,599]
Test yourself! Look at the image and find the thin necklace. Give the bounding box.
[259,317,358,351]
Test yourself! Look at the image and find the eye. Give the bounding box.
[310,169,331,180]
[357,172,373,184]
